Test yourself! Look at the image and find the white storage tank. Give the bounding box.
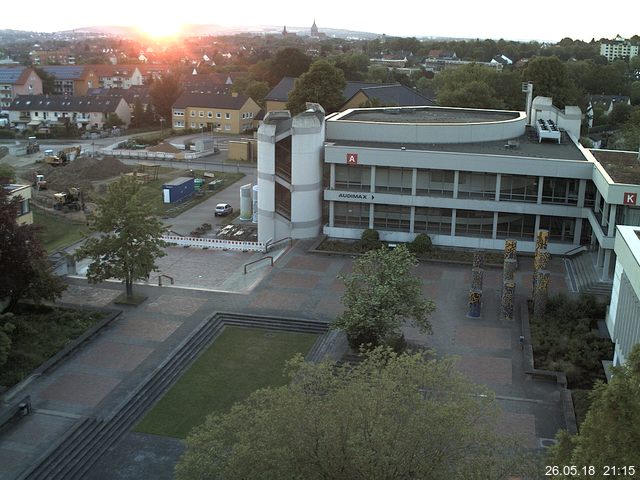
[239,183,252,220]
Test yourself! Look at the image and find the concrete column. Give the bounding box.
[411,168,417,196]
[451,209,457,237]
[370,165,376,193]
[409,206,415,234]
[492,212,498,239]
[369,203,374,229]
[608,204,617,237]
[577,179,586,208]
[537,176,544,204]
[596,245,604,268]
[595,190,601,213]
[329,201,335,227]
[495,173,501,201]
[534,215,541,239]
[602,250,612,282]
[601,201,609,228]
[573,218,583,245]
[330,163,335,189]
[453,171,459,199]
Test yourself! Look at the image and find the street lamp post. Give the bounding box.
[159,117,165,136]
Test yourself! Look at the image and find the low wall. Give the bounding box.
[162,235,265,252]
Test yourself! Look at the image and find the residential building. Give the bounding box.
[39,66,98,96]
[340,84,435,110]
[587,94,631,116]
[264,77,435,113]
[4,184,33,225]
[171,92,260,134]
[0,67,43,109]
[607,225,640,366]
[7,95,131,130]
[257,100,640,288]
[600,35,639,62]
[90,65,143,89]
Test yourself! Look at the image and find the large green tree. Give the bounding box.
[522,56,580,107]
[75,176,166,299]
[331,244,435,349]
[0,189,66,313]
[286,60,346,115]
[270,47,311,85]
[176,348,534,480]
[549,344,640,478]
[149,74,182,125]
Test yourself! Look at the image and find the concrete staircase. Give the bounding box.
[20,313,328,480]
[565,252,613,297]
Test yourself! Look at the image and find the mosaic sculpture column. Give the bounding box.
[501,281,516,321]
[501,239,517,317]
[533,270,550,318]
[468,289,482,318]
[473,250,485,270]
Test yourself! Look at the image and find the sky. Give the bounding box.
[1,0,638,42]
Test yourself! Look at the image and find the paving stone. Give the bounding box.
[455,356,513,385]
[145,295,207,316]
[112,316,183,343]
[77,341,154,372]
[454,326,511,349]
[39,373,121,407]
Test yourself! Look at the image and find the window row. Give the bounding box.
[190,111,232,119]
[334,165,585,205]
[332,202,576,242]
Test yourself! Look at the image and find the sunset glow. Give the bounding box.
[138,20,183,39]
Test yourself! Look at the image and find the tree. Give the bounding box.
[130,98,146,128]
[331,244,435,349]
[150,74,182,124]
[521,56,580,107]
[334,53,370,81]
[0,164,16,182]
[75,176,166,299]
[176,348,534,480]
[549,344,640,477]
[0,189,66,313]
[104,113,124,129]
[33,67,56,95]
[286,60,346,115]
[270,47,311,84]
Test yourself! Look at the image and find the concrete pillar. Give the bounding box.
[608,204,617,237]
[537,176,544,204]
[602,250,612,282]
[495,173,501,201]
[411,168,417,196]
[573,218,582,245]
[501,281,515,321]
[370,165,376,193]
[451,209,457,237]
[597,245,604,268]
[330,163,335,189]
[595,190,601,213]
[534,215,541,240]
[492,212,498,239]
[601,201,609,228]
[369,203,374,229]
[409,206,415,234]
[329,201,335,227]
[453,170,459,199]
[577,179,586,208]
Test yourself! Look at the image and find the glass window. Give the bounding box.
[225,112,231,119]
[584,181,596,208]
[335,164,371,191]
[539,215,575,243]
[455,209,494,238]
[334,201,370,227]
[541,177,578,205]
[216,112,221,118]
[373,204,411,231]
[207,111,213,118]
[414,207,452,235]
[500,175,538,203]
[416,169,454,197]
[496,213,536,240]
[457,171,496,200]
[190,111,195,117]
[374,167,413,194]
[199,111,204,117]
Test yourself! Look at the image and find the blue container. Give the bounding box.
[162,177,194,204]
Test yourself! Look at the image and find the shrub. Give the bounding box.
[409,233,432,255]
[360,229,382,251]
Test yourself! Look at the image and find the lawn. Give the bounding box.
[32,206,89,253]
[134,327,318,439]
[137,170,244,218]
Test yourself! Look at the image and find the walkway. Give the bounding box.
[0,241,572,479]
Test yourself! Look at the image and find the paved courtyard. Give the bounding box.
[0,240,572,479]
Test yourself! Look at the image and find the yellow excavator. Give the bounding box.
[53,187,83,212]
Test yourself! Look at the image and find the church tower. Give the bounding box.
[310,19,318,38]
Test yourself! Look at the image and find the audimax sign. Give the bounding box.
[337,192,374,200]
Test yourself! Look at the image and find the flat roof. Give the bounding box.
[328,131,587,161]
[590,150,640,184]
[338,106,521,124]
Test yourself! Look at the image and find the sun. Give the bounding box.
[137,19,183,39]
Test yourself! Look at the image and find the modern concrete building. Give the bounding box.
[257,100,640,284]
[607,225,640,365]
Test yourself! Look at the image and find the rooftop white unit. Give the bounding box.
[535,118,561,144]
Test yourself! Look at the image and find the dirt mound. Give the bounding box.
[32,156,134,196]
